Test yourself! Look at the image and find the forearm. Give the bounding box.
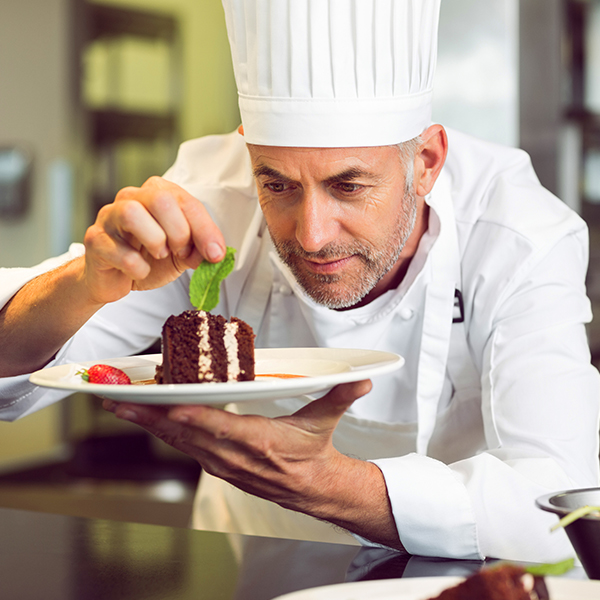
[289,453,404,550]
[0,256,105,377]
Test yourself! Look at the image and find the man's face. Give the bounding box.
[247,144,420,309]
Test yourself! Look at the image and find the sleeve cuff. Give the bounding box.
[0,243,85,309]
[0,339,76,422]
[372,453,483,560]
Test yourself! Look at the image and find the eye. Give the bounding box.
[333,182,362,194]
[263,181,295,194]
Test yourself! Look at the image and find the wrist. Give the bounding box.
[0,256,107,376]
[299,453,402,549]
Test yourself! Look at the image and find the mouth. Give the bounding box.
[302,255,354,275]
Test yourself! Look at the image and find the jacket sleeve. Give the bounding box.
[0,272,194,421]
[0,244,84,420]
[0,236,197,422]
[373,229,600,563]
[0,131,256,422]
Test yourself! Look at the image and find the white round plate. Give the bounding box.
[271,576,600,600]
[29,347,403,405]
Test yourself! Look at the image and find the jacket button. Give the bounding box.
[400,307,414,320]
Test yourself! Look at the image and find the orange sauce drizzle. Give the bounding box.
[132,374,307,384]
[258,373,307,379]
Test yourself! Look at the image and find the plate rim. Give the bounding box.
[270,575,600,600]
[270,576,465,600]
[29,347,404,405]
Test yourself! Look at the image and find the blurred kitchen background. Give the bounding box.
[0,0,599,527]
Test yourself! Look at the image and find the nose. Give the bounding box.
[294,191,340,253]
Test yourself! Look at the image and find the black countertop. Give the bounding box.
[0,507,587,600]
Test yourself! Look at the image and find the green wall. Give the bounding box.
[89,0,240,141]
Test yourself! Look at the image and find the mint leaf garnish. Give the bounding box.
[524,558,575,577]
[189,246,236,311]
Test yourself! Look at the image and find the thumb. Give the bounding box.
[291,379,373,432]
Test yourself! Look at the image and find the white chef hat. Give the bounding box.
[221,0,440,148]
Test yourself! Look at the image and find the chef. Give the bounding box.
[0,0,599,564]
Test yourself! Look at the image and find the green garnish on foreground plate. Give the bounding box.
[489,558,574,577]
[189,246,236,312]
[523,557,575,576]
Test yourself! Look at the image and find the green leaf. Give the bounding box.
[524,557,575,577]
[189,247,236,311]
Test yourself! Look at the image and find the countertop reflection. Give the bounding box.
[0,507,587,600]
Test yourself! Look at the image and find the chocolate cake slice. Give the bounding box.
[156,310,255,384]
[427,565,549,600]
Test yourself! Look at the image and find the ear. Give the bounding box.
[413,124,448,197]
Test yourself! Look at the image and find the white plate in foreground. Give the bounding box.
[271,576,600,600]
[29,348,403,405]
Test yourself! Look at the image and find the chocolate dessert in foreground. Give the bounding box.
[427,564,549,600]
[155,310,255,384]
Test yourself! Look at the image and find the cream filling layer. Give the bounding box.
[197,314,213,381]
[223,322,240,381]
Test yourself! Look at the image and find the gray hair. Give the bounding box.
[396,135,423,193]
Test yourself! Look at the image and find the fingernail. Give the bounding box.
[103,401,118,412]
[177,244,192,259]
[173,412,190,424]
[206,242,224,262]
[119,409,139,423]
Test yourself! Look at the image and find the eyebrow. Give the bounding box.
[323,167,379,186]
[252,165,293,181]
[252,164,380,185]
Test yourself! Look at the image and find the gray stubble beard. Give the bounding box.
[270,188,418,309]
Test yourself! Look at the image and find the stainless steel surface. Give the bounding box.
[0,478,195,528]
[0,431,199,528]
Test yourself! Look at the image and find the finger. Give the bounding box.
[84,224,154,282]
[104,398,240,454]
[103,400,167,423]
[179,194,226,263]
[96,199,168,265]
[291,380,373,431]
[167,381,372,441]
[110,196,174,260]
[136,189,194,260]
[115,178,226,265]
[165,406,286,466]
[167,403,254,440]
[162,407,294,486]
[138,176,226,264]
[112,182,203,263]
[106,401,208,453]
[101,398,119,412]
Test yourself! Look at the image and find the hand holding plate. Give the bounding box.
[102,379,402,549]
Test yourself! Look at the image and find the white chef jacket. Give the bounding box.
[0,128,599,564]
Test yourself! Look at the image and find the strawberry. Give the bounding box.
[78,364,131,385]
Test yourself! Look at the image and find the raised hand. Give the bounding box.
[83,177,226,304]
[0,177,225,377]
